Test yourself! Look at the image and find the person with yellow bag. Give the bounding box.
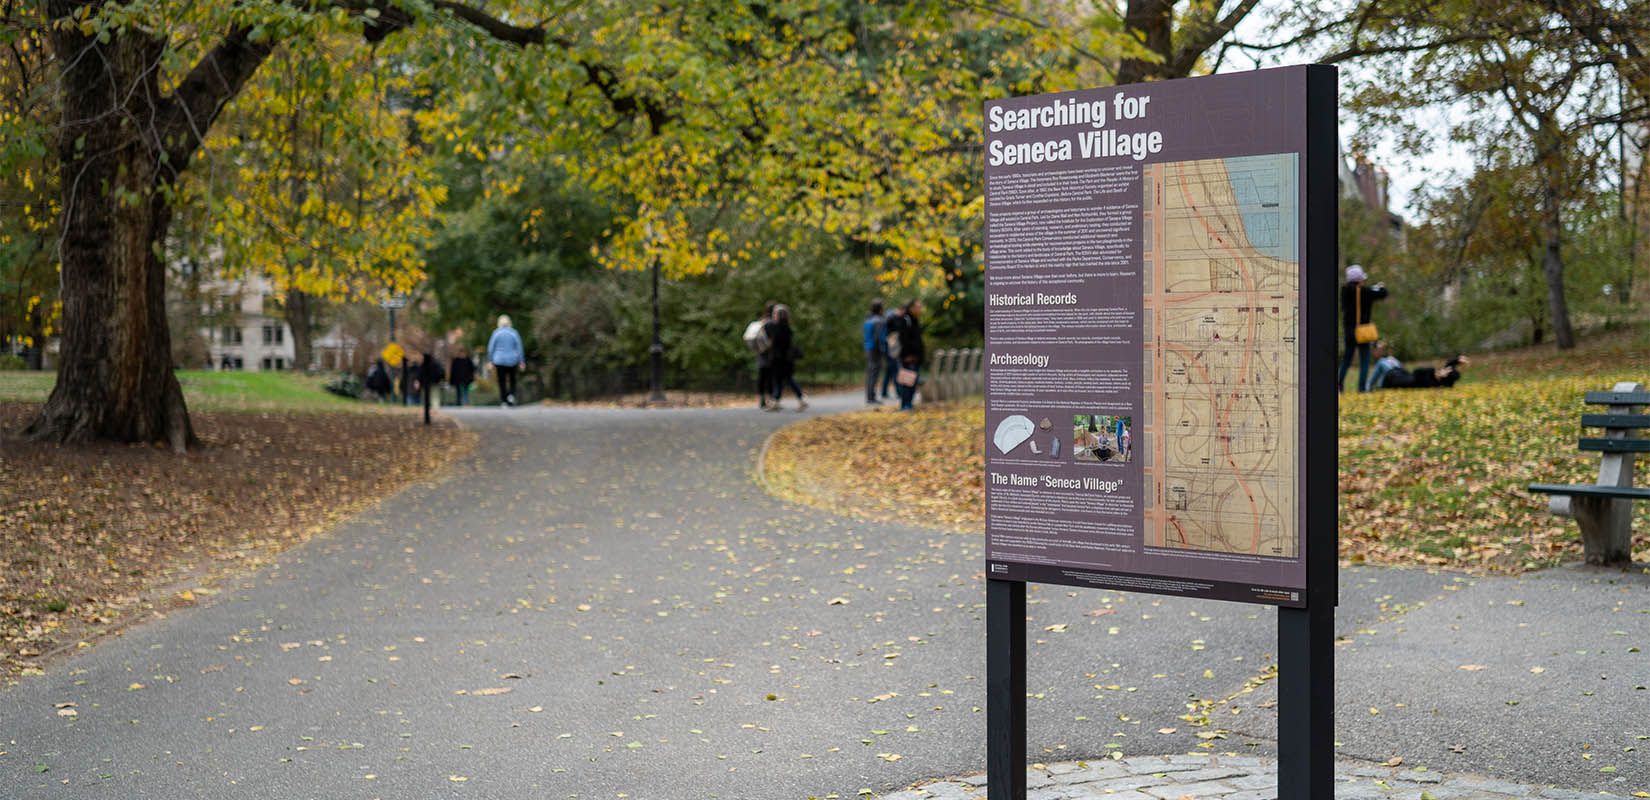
[1338,264,1388,393]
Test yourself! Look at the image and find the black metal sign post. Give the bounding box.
[1278,64,1339,800]
[986,577,1026,800]
[983,65,1338,800]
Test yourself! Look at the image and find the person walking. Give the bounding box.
[880,303,905,400]
[1338,265,1387,393]
[890,298,925,411]
[763,304,808,412]
[488,314,525,407]
[863,299,886,405]
[398,358,415,406]
[418,352,445,425]
[449,348,476,407]
[745,302,776,409]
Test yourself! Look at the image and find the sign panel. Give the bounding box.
[983,67,1318,606]
[381,342,405,367]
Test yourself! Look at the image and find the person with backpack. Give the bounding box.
[365,359,393,402]
[890,298,925,411]
[744,301,776,409]
[863,299,886,405]
[488,314,525,407]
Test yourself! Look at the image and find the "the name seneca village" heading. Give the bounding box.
[987,91,1164,166]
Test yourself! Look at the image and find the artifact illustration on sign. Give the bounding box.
[1142,155,1299,558]
[994,415,1036,454]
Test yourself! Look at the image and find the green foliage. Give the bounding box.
[532,237,880,382]
[0,13,57,351]
[0,369,367,411]
[423,162,614,355]
[1372,158,1642,361]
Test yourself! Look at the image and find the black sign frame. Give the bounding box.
[985,64,1337,800]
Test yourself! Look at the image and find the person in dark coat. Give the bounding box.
[449,349,476,406]
[399,359,415,405]
[419,352,445,424]
[891,298,926,411]
[1338,264,1388,393]
[880,304,906,400]
[763,304,808,412]
[365,359,393,402]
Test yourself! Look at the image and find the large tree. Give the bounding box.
[11,1,1130,448]
[1230,0,1650,349]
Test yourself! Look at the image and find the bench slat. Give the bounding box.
[1578,437,1650,453]
[1581,413,1650,429]
[1584,391,1650,406]
[1529,483,1650,501]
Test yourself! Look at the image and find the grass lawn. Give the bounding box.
[0,369,376,413]
[0,369,469,684]
[763,326,1650,572]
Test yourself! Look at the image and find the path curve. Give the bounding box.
[3,394,1645,798]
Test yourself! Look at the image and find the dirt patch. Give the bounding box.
[0,403,475,683]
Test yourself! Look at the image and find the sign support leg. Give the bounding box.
[987,577,1026,800]
[1278,604,1334,799]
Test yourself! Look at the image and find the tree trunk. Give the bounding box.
[1118,0,1173,84]
[285,287,317,371]
[25,17,196,449]
[1538,172,1576,350]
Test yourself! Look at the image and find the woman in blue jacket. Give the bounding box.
[487,315,525,407]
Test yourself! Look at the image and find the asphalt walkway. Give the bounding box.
[2,393,1645,799]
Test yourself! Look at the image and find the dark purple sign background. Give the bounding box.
[984,67,1311,606]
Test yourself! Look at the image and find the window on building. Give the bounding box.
[261,357,287,371]
[262,324,284,345]
[221,326,243,345]
[221,356,243,371]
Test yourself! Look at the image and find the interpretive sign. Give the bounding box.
[983,66,1334,608]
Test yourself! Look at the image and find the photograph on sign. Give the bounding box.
[983,67,1316,606]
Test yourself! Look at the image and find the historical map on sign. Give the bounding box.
[1140,155,1299,558]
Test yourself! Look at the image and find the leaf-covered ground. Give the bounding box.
[764,330,1650,572]
[0,403,475,684]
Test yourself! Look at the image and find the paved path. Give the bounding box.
[2,394,1646,799]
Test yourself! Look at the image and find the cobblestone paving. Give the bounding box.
[881,754,1627,799]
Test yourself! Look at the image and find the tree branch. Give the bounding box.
[1171,0,1260,77]
[156,26,276,175]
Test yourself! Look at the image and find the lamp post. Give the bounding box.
[380,295,408,341]
[380,295,409,404]
[649,250,666,403]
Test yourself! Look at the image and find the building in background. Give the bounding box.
[196,275,294,371]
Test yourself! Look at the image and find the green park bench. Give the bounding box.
[1528,381,1650,565]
